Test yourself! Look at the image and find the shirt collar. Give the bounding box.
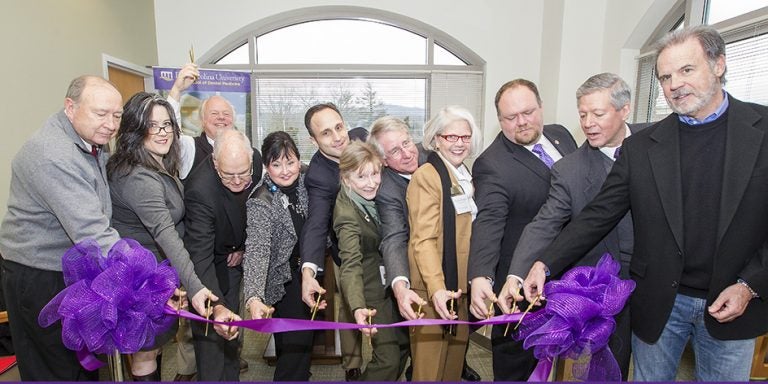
[678,90,729,125]
[79,137,98,154]
[599,123,631,161]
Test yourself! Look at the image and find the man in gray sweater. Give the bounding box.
[0,76,124,381]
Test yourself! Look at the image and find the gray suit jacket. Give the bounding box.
[509,123,649,279]
[468,125,578,290]
[375,144,429,285]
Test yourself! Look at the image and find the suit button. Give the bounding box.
[671,280,678,288]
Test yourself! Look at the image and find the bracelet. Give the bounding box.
[737,278,759,299]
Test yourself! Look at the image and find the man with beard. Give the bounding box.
[467,79,577,381]
[523,25,768,381]
[501,73,649,380]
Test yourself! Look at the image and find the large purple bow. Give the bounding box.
[38,238,179,369]
[515,254,635,381]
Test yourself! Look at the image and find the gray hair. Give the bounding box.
[576,73,632,110]
[652,25,727,84]
[199,95,236,121]
[367,116,411,158]
[423,105,483,157]
[213,129,253,161]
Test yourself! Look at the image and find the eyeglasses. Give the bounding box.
[217,165,254,182]
[148,121,174,135]
[387,139,415,160]
[438,134,472,143]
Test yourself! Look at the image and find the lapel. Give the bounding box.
[648,114,685,251]
[583,146,609,203]
[716,97,763,246]
[499,133,550,182]
[214,169,249,247]
[197,134,214,156]
[544,128,570,156]
[342,189,379,238]
[382,167,409,198]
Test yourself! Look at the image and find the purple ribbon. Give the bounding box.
[38,238,179,370]
[515,254,635,381]
[167,305,523,333]
[40,240,632,378]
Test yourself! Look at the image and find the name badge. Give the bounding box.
[451,194,473,215]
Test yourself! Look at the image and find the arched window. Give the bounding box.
[634,1,768,123]
[198,6,485,160]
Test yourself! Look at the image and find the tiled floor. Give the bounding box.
[158,329,493,382]
[154,326,697,382]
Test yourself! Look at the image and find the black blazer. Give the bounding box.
[468,124,577,291]
[183,154,261,307]
[300,151,341,267]
[540,95,768,342]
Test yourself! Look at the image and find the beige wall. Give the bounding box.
[0,0,158,219]
[548,0,676,141]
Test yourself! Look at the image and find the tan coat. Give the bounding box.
[406,159,473,381]
[407,163,472,299]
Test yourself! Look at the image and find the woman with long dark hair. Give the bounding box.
[107,92,226,380]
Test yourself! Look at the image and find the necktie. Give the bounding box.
[532,143,554,169]
[613,146,621,160]
[90,145,99,157]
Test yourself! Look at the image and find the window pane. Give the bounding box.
[434,44,466,65]
[707,0,768,24]
[724,32,768,105]
[216,43,250,65]
[633,55,656,123]
[254,78,426,160]
[430,72,484,132]
[649,83,673,123]
[256,20,427,64]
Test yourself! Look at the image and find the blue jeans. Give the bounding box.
[631,294,755,381]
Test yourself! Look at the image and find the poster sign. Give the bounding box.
[153,67,250,92]
[153,67,251,137]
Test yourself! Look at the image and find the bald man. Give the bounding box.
[0,76,124,380]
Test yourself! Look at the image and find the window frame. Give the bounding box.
[633,0,768,123]
[195,6,486,154]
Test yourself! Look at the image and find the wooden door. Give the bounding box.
[108,66,145,103]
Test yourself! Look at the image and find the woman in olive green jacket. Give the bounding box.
[333,141,409,381]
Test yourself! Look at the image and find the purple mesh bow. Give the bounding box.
[38,238,179,369]
[515,254,635,381]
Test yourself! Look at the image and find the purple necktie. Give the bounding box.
[532,143,555,169]
[613,146,621,160]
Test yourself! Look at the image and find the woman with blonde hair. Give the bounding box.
[334,141,409,381]
[406,105,483,381]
